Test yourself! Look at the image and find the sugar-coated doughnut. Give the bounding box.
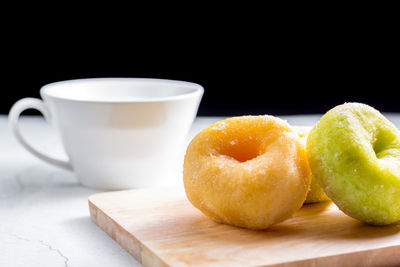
[183,115,311,229]
[293,126,330,204]
[307,103,400,225]
[304,174,331,204]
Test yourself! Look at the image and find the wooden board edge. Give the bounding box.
[267,244,400,267]
[88,197,169,267]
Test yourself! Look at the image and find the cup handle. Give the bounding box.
[9,98,73,170]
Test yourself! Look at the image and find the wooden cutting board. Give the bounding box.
[89,188,400,267]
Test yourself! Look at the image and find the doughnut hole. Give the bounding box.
[372,127,399,160]
[220,139,262,162]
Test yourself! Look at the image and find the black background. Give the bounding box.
[2,12,399,117]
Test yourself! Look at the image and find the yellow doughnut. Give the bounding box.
[183,116,311,229]
[293,126,330,204]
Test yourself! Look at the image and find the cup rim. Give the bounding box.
[40,78,204,103]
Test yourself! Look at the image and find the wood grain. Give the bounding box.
[89,188,400,266]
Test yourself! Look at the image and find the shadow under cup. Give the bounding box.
[10,78,204,190]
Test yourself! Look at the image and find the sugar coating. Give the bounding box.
[211,121,226,130]
[183,115,312,230]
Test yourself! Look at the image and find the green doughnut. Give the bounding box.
[307,103,400,225]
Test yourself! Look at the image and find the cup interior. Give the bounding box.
[41,78,203,102]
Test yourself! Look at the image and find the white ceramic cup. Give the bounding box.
[9,78,203,189]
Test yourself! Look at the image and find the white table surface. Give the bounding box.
[1,113,399,267]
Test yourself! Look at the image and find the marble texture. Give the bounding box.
[1,113,399,266]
